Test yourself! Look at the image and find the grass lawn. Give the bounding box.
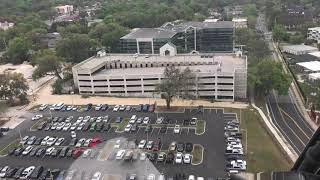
[116,118,129,132]
[196,120,206,135]
[192,144,204,165]
[0,140,21,156]
[225,108,292,173]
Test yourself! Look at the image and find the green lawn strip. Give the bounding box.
[0,140,22,156]
[224,108,292,173]
[195,120,206,135]
[116,118,130,132]
[191,144,204,165]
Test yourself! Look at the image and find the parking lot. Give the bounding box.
[0,104,241,180]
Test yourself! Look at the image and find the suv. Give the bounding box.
[152,139,161,151]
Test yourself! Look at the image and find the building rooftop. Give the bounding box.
[282,44,318,52]
[297,61,320,71]
[73,53,247,75]
[232,18,247,22]
[308,51,320,58]
[121,21,234,39]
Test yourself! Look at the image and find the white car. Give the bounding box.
[45,147,55,156]
[31,114,43,121]
[49,104,56,110]
[140,152,146,161]
[0,166,9,177]
[114,139,121,149]
[20,166,35,179]
[173,125,181,134]
[124,124,132,132]
[138,140,146,149]
[116,149,126,160]
[147,174,155,180]
[76,138,86,147]
[82,149,92,158]
[84,139,92,147]
[91,172,102,180]
[55,137,65,146]
[56,122,65,131]
[95,104,102,111]
[71,131,77,138]
[119,105,126,111]
[156,117,164,124]
[46,137,57,146]
[197,177,204,180]
[183,154,192,164]
[103,116,109,123]
[175,152,183,164]
[113,105,120,112]
[169,142,176,151]
[146,141,153,150]
[22,146,33,155]
[188,175,195,180]
[63,123,72,131]
[129,115,137,124]
[66,106,73,111]
[143,117,150,124]
[39,104,47,111]
[65,170,76,180]
[41,136,50,146]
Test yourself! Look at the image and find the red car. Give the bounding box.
[152,139,161,151]
[148,104,155,112]
[90,138,102,147]
[72,148,83,158]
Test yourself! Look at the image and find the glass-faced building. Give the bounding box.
[119,21,234,54]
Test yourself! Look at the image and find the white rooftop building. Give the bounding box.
[307,27,320,43]
[0,21,14,31]
[72,51,247,101]
[309,73,320,81]
[232,18,247,28]
[55,5,74,14]
[282,44,318,55]
[297,61,320,72]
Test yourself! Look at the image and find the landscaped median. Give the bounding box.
[191,144,204,165]
[115,118,129,132]
[0,140,21,156]
[195,120,206,135]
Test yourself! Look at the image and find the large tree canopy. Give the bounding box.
[5,37,30,64]
[0,72,29,102]
[249,60,292,95]
[156,66,196,109]
[32,50,63,80]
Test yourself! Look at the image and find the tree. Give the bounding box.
[249,60,292,95]
[5,37,30,64]
[156,66,196,109]
[289,34,304,44]
[56,34,99,63]
[247,39,270,61]
[0,72,29,103]
[272,24,289,42]
[32,50,63,80]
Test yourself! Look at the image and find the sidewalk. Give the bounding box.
[29,80,249,109]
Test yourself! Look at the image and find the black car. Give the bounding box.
[5,167,18,178]
[142,104,149,112]
[44,124,51,131]
[101,104,108,111]
[160,125,167,133]
[183,120,190,126]
[36,148,46,157]
[103,123,111,131]
[51,148,61,157]
[13,167,24,179]
[136,104,143,112]
[69,138,78,146]
[83,123,91,131]
[37,122,47,130]
[166,152,175,163]
[96,123,104,131]
[59,147,69,158]
[39,168,50,180]
[52,117,59,122]
[29,166,44,179]
[84,103,93,111]
[163,119,171,124]
[148,153,158,161]
[131,124,138,132]
[66,148,74,157]
[185,142,193,152]
[34,137,43,145]
[14,147,24,156]
[176,143,185,152]
[50,169,61,179]
[226,155,241,161]
[29,147,40,157]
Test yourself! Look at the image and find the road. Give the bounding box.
[256,13,315,155]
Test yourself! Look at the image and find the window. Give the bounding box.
[217,89,233,92]
[110,85,124,87]
[93,80,106,82]
[79,86,91,88]
[143,78,158,81]
[127,91,142,93]
[93,85,108,88]
[79,80,91,82]
[217,83,233,85]
[109,79,123,82]
[126,79,141,81]
[127,85,141,87]
[110,91,125,93]
[78,74,90,76]
[217,76,233,79]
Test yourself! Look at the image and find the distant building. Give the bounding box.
[282,44,318,55]
[278,5,313,29]
[55,5,74,15]
[40,32,61,49]
[224,5,243,18]
[232,18,247,28]
[119,21,235,54]
[307,27,320,43]
[0,21,14,31]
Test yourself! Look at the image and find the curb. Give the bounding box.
[191,144,204,165]
[195,121,206,136]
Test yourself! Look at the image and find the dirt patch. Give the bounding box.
[156,106,185,113]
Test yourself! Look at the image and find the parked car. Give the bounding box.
[26,136,36,145]
[31,114,43,121]
[29,166,44,179]
[113,105,120,112]
[143,117,150,124]
[0,166,9,177]
[183,154,192,164]
[72,149,83,158]
[131,124,138,132]
[142,104,149,112]
[160,125,167,133]
[5,167,18,178]
[148,104,155,112]
[185,142,193,152]
[145,125,152,133]
[22,146,33,156]
[156,117,164,124]
[157,152,166,162]
[175,152,183,164]
[36,148,46,157]
[115,117,123,123]
[45,147,55,156]
[124,124,132,132]
[169,142,176,151]
[84,103,93,111]
[138,140,147,149]
[119,105,126,111]
[92,172,102,180]
[136,104,143,112]
[176,142,185,152]
[95,104,102,111]
[174,125,181,134]
[101,104,108,111]
[125,106,132,111]
[190,118,197,125]
[152,139,161,151]
[20,166,35,179]
[116,150,126,160]
[14,147,24,156]
[166,152,174,163]
[59,147,69,158]
[129,115,137,124]
[13,167,24,179]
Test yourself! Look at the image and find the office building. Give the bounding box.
[119,21,234,54]
[307,27,320,43]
